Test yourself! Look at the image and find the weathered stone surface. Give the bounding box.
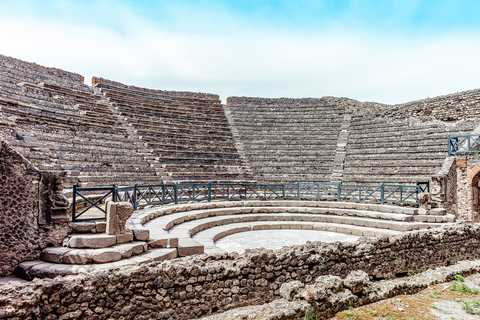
[116,232,133,244]
[280,280,304,301]
[69,222,95,233]
[40,248,71,263]
[0,140,68,276]
[177,238,204,256]
[62,250,92,264]
[91,249,122,264]
[344,270,370,294]
[67,234,116,249]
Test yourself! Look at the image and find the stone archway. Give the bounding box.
[466,163,480,221]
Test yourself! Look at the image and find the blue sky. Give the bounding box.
[0,0,480,103]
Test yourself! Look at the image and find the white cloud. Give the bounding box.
[0,2,479,105]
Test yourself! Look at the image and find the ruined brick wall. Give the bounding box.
[1,223,480,319]
[456,155,480,221]
[0,140,69,276]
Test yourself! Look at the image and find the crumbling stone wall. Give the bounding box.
[0,140,69,276]
[1,223,480,319]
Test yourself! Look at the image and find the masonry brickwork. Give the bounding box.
[1,223,480,319]
[0,140,69,276]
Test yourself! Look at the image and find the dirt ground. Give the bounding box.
[331,273,480,320]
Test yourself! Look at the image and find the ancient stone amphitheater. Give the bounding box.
[2,54,480,319]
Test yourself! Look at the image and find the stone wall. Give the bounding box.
[1,223,480,319]
[0,140,69,276]
[92,77,220,101]
[456,155,480,221]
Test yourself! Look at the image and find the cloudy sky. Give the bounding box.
[0,0,479,104]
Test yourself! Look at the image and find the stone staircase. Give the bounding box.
[91,87,172,184]
[331,109,352,182]
[16,220,177,280]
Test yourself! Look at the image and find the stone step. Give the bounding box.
[193,221,403,254]
[16,248,177,280]
[41,242,147,264]
[67,234,117,249]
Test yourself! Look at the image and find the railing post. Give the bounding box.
[72,184,77,221]
[132,184,137,210]
[264,184,267,200]
[381,183,384,204]
[112,184,117,202]
[337,182,341,202]
[297,182,301,200]
[447,135,451,156]
[282,183,285,200]
[208,182,212,202]
[174,183,178,204]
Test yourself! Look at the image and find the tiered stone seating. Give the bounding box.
[0,55,165,187]
[227,98,345,183]
[94,79,253,183]
[342,116,477,185]
[18,199,453,279]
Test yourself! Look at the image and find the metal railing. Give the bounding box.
[448,134,480,156]
[72,181,429,222]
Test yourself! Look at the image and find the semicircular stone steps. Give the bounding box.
[136,200,454,256]
[17,200,455,280]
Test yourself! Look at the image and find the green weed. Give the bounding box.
[449,281,479,295]
[453,274,465,282]
[430,304,451,314]
[304,307,319,320]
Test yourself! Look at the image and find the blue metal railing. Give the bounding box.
[72,181,429,222]
[448,134,480,156]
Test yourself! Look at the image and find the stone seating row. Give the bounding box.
[133,200,452,256]
[228,104,345,112]
[98,83,221,103]
[130,118,233,135]
[0,56,86,87]
[126,115,231,131]
[110,95,224,113]
[113,100,227,118]
[133,127,235,142]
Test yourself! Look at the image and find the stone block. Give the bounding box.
[95,221,106,233]
[177,238,204,257]
[132,227,150,241]
[430,208,447,216]
[63,250,92,264]
[40,247,71,263]
[91,250,122,264]
[68,234,116,249]
[106,201,117,235]
[69,222,96,233]
[116,232,134,244]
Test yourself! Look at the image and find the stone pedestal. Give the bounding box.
[106,202,134,244]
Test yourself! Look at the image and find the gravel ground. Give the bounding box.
[215,230,359,253]
[196,260,480,320]
[332,273,480,320]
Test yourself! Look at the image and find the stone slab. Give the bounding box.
[68,234,117,249]
[177,238,204,257]
[116,232,133,244]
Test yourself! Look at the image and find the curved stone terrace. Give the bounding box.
[18,188,454,279]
